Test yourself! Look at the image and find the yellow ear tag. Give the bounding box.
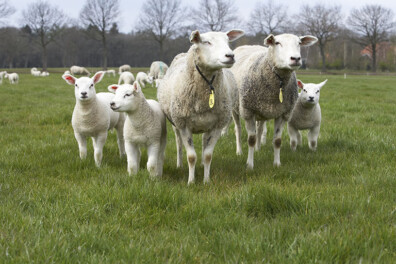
[209,90,215,108]
[279,88,283,103]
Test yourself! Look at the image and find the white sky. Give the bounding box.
[5,0,396,33]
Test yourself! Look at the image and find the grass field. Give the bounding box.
[0,69,395,263]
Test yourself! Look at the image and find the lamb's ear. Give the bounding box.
[263,34,276,47]
[190,30,201,44]
[300,35,318,47]
[108,84,119,93]
[297,79,304,89]
[92,71,105,84]
[227,29,244,42]
[318,79,327,90]
[133,81,141,93]
[62,74,76,85]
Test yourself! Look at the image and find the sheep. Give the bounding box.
[70,65,90,76]
[136,72,153,88]
[64,70,71,75]
[288,79,327,151]
[61,71,126,167]
[108,82,167,177]
[40,71,49,77]
[30,67,38,75]
[118,64,131,74]
[157,29,244,184]
[149,61,168,80]
[106,69,116,77]
[230,33,318,168]
[118,71,135,85]
[5,73,19,84]
[32,70,41,77]
[0,71,7,84]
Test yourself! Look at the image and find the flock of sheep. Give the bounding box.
[23,29,328,185]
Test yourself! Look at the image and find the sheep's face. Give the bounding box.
[190,30,244,70]
[264,34,318,70]
[62,71,104,102]
[297,79,327,105]
[109,82,141,113]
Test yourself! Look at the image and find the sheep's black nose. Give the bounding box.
[81,92,87,96]
[309,96,314,101]
[225,53,234,58]
[291,56,301,62]
[110,102,115,107]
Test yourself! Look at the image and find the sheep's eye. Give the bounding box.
[275,42,280,45]
[75,84,78,88]
[90,84,94,88]
[124,93,131,98]
[203,41,211,45]
[303,89,307,92]
[316,90,320,94]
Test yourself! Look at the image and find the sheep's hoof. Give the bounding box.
[187,180,195,185]
[203,178,210,184]
[246,163,254,170]
[236,150,242,156]
[273,161,281,167]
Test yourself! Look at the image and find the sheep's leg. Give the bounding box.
[221,120,230,137]
[308,125,320,151]
[173,126,183,168]
[115,119,125,157]
[202,129,222,184]
[245,117,256,170]
[178,128,196,185]
[287,123,299,151]
[232,111,242,155]
[261,121,267,145]
[147,143,160,178]
[92,132,107,167]
[297,130,303,146]
[158,134,167,177]
[255,121,264,151]
[125,141,140,175]
[74,132,87,160]
[273,118,286,167]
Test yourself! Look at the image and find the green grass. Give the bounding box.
[0,70,395,263]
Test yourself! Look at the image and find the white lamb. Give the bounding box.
[109,82,167,177]
[61,71,126,167]
[64,70,71,75]
[0,71,7,84]
[31,67,38,75]
[40,71,49,77]
[149,61,168,80]
[136,72,153,88]
[106,69,116,77]
[32,70,41,77]
[118,64,131,74]
[118,71,135,85]
[70,65,90,76]
[157,29,244,184]
[5,73,19,84]
[288,79,327,151]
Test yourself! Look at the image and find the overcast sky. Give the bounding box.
[5,0,396,33]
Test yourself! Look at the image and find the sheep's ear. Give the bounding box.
[300,35,318,47]
[263,34,276,47]
[108,84,119,93]
[190,30,201,44]
[227,29,244,42]
[62,74,76,85]
[297,79,304,89]
[318,79,327,90]
[92,71,105,84]
[133,81,141,92]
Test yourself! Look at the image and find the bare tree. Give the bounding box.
[138,0,186,60]
[190,0,238,32]
[347,4,395,72]
[80,0,119,70]
[0,0,15,23]
[22,1,67,71]
[298,4,342,72]
[247,0,289,36]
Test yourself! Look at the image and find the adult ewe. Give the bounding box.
[118,64,131,74]
[157,29,244,184]
[70,65,90,76]
[230,34,317,168]
[62,71,125,167]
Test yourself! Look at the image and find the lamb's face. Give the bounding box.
[265,34,318,70]
[109,83,140,113]
[190,30,244,70]
[297,79,327,105]
[62,71,104,102]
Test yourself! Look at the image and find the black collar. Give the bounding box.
[195,64,216,93]
[268,62,284,89]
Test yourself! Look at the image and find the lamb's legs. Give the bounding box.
[255,121,264,151]
[202,129,222,184]
[173,126,183,168]
[273,118,286,167]
[147,143,160,178]
[308,125,320,151]
[287,123,300,151]
[178,128,196,185]
[125,141,140,175]
[74,132,87,160]
[245,117,256,170]
[92,132,108,167]
[158,137,166,177]
[232,111,242,155]
[115,119,125,157]
[261,121,267,145]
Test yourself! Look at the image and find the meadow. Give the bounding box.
[0,69,395,263]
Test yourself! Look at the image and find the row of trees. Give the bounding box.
[0,0,395,72]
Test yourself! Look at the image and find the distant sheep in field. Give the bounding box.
[32,70,41,77]
[136,72,153,88]
[70,65,90,76]
[118,71,135,85]
[31,67,38,75]
[5,73,19,84]
[288,79,327,151]
[40,71,49,77]
[106,69,116,77]
[0,71,7,84]
[64,70,71,75]
[149,61,168,79]
[109,82,167,177]
[118,64,131,74]
[61,71,126,167]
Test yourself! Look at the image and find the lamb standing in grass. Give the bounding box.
[149,61,168,80]
[157,29,244,184]
[136,72,153,88]
[118,64,131,74]
[118,71,135,85]
[70,65,90,76]
[5,73,19,84]
[32,70,41,77]
[230,33,317,168]
[109,82,167,177]
[106,69,116,77]
[62,71,125,167]
[288,79,327,151]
